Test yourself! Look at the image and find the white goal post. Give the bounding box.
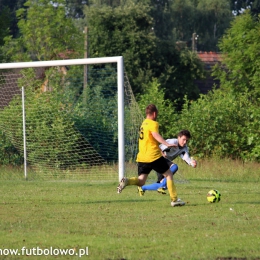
[0,57,127,181]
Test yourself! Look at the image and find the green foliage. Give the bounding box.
[171,0,196,42]
[186,11,260,162]
[213,11,260,100]
[137,79,177,138]
[0,68,87,169]
[0,6,12,62]
[147,0,174,40]
[155,44,205,110]
[196,0,233,51]
[171,89,260,162]
[244,97,260,160]
[85,2,156,94]
[3,0,83,62]
[3,0,260,165]
[0,0,26,38]
[72,82,119,162]
[165,0,233,52]
[0,65,136,166]
[167,9,260,162]
[230,0,260,16]
[0,131,23,165]
[65,0,88,18]
[85,3,205,110]
[0,6,11,46]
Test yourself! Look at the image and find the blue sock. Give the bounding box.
[170,164,178,175]
[142,178,167,191]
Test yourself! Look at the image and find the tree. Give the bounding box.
[84,2,205,109]
[165,0,233,51]
[251,0,260,15]
[0,6,11,46]
[230,0,260,16]
[201,10,260,161]
[170,0,196,42]
[0,0,26,37]
[213,11,260,100]
[3,0,83,62]
[153,40,205,110]
[84,2,157,94]
[65,0,88,18]
[137,78,176,137]
[0,6,12,62]
[196,0,233,51]
[146,0,174,40]
[171,89,260,161]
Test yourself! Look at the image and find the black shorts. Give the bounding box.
[157,158,173,182]
[137,156,169,176]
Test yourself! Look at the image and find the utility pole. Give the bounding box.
[83,26,88,104]
[192,32,198,52]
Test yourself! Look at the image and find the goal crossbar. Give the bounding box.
[0,57,125,181]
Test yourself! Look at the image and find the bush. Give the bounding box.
[171,89,260,162]
[0,130,23,165]
[137,78,177,138]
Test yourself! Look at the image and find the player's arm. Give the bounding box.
[181,150,197,168]
[190,157,197,168]
[152,132,177,148]
[161,149,167,157]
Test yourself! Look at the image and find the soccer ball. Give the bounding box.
[207,189,221,203]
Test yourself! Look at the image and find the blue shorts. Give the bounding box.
[137,157,169,176]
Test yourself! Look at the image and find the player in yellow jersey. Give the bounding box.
[117,104,185,207]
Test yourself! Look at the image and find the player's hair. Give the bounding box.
[145,104,158,115]
[178,129,191,139]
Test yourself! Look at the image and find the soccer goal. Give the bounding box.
[0,57,143,182]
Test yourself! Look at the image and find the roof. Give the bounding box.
[195,52,222,94]
[197,52,223,63]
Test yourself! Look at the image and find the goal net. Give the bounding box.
[0,57,144,182]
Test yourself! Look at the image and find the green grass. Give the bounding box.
[0,159,259,260]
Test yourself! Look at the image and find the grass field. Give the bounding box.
[0,158,259,260]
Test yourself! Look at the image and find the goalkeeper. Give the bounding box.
[138,130,197,196]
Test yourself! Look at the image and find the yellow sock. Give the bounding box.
[128,177,139,185]
[167,179,177,202]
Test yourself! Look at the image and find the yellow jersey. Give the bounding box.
[136,118,162,162]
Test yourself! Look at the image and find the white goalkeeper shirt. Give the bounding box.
[159,138,193,166]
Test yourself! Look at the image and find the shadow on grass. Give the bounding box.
[190,178,259,183]
[231,201,260,205]
[83,199,157,204]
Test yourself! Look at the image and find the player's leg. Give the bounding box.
[156,172,164,183]
[139,178,167,195]
[142,178,166,192]
[156,162,178,183]
[156,163,178,193]
[170,164,178,175]
[153,157,177,201]
[163,169,177,201]
[155,160,178,194]
[117,177,129,193]
[153,157,185,206]
[117,162,150,193]
[137,173,149,196]
[163,169,185,207]
[156,178,167,194]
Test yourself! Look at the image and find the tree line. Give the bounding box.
[0,0,259,163]
[1,0,260,108]
[1,0,260,50]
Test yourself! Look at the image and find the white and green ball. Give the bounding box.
[207,189,221,203]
